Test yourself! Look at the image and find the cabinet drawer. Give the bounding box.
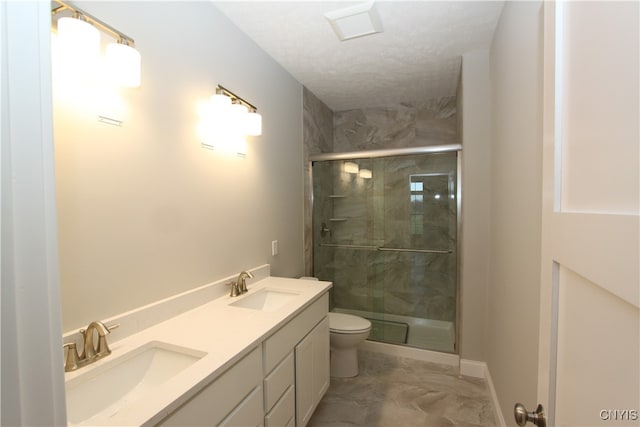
[263,293,328,373]
[265,385,294,427]
[159,346,262,426]
[219,385,263,427]
[264,351,294,411]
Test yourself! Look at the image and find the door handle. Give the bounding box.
[514,403,546,427]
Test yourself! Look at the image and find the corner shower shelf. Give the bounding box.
[328,218,348,222]
[328,195,346,199]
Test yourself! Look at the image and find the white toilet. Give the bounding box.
[299,277,371,378]
[327,312,371,378]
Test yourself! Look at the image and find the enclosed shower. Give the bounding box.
[311,146,460,353]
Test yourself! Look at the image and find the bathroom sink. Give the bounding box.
[65,341,206,425]
[230,288,299,311]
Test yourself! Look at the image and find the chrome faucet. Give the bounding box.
[236,270,254,294]
[63,321,119,372]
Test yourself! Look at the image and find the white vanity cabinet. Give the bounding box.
[158,291,329,427]
[158,346,263,427]
[262,292,329,427]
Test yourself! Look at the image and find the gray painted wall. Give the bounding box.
[56,1,304,331]
[459,51,491,362]
[303,87,334,276]
[488,2,543,423]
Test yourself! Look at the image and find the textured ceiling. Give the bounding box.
[213,1,504,112]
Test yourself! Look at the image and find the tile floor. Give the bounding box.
[308,350,497,427]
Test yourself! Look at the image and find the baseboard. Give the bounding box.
[484,363,507,427]
[460,359,486,378]
[360,340,460,366]
[459,360,506,426]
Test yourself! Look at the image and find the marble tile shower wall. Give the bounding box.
[304,88,459,322]
[333,97,458,152]
[303,88,334,276]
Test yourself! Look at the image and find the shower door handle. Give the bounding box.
[514,403,546,427]
[320,223,331,237]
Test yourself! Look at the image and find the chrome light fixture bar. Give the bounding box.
[52,0,135,46]
[216,85,257,114]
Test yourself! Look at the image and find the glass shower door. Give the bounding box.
[312,157,378,315]
[312,151,458,353]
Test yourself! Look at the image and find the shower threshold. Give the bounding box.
[334,307,455,353]
[367,318,409,344]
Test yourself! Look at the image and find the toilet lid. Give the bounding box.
[328,312,371,333]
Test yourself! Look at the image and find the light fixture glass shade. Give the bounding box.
[210,93,232,112]
[58,15,100,50]
[245,111,262,136]
[359,169,372,179]
[57,16,100,79]
[105,42,141,87]
[344,161,359,174]
[200,88,259,156]
[229,103,248,115]
[229,103,249,135]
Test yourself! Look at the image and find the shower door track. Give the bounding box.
[319,243,452,254]
[309,143,461,161]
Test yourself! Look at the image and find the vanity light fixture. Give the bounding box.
[199,85,262,156]
[52,0,141,88]
[215,85,262,137]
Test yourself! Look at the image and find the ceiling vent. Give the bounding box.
[324,1,383,41]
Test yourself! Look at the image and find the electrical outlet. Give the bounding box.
[271,240,279,256]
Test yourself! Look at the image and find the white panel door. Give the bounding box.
[536,2,639,426]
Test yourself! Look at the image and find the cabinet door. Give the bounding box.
[312,317,330,405]
[295,317,329,427]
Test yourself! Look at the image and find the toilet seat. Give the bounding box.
[328,312,371,334]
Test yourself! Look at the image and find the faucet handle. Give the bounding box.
[106,323,120,332]
[63,342,80,372]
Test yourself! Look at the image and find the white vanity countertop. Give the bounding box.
[64,276,332,426]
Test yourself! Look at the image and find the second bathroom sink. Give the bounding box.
[229,288,299,311]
